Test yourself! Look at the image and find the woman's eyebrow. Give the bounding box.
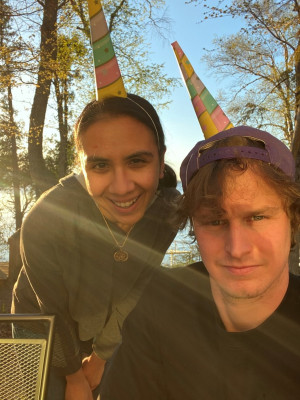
[86,155,109,163]
[125,151,154,160]
[85,152,154,163]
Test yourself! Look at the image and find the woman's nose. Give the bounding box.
[109,168,135,195]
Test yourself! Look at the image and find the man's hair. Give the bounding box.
[177,136,300,247]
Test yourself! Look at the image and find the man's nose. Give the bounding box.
[224,222,253,259]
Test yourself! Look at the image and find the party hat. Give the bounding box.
[87,0,127,99]
[171,41,233,138]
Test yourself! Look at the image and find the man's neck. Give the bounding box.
[210,272,289,332]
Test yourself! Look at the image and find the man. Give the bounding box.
[100,126,300,400]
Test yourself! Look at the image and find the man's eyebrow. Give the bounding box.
[195,206,282,217]
[246,206,282,214]
[194,208,225,218]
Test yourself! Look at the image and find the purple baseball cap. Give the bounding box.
[180,126,295,191]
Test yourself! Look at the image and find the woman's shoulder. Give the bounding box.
[160,185,181,199]
[23,174,91,227]
[141,188,179,227]
[156,186,181,208]
[42,173,84,199]
[37,173,87,203]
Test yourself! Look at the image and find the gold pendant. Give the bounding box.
[114,249,129,262]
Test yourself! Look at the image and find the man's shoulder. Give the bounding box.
[289,272,300,287]
[157,262,208,285]
[146,262,211,306]
[127,262,214,345]
[284,273,300,312]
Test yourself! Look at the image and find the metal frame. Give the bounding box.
[0,314,55,400]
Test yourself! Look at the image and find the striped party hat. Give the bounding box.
[171,41,233,138]
[87,0,127,99]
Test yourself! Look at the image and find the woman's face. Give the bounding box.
[80,115,164,232]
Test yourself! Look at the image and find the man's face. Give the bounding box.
[193,168,291,304]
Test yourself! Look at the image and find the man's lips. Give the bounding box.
[224,265,260,275]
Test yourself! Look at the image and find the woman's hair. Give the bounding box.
[74,93,177,188]
[176,136,300,247]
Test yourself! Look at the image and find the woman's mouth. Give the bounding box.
[112,196,139,209]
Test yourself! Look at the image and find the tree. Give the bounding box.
[27,0,66,196]
[187,0,299,144]
[0,0,34,231]
[52,33,91,178]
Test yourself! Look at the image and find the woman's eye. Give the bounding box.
[129,158,146,166]
[93,162,108,170]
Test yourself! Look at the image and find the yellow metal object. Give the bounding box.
[0,314,55,400]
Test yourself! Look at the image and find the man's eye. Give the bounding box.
[250,215,265,221]
[211,220,220,226]
[209,220,225,226]
[196,219,225,226]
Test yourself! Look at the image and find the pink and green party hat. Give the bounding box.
[87,0,127,99]
[171,41,233,138]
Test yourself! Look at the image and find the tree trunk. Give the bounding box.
[54,77,69,178]
[28,0,59,197]
[290,36,300,273]
[7,85,22,230]
[292,38,300,157]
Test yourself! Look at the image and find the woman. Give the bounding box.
[12,94,179,400]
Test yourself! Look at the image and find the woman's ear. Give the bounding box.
[159,151,166,179]
[160,163,165,179]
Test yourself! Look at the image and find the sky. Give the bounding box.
[150,1,243,179]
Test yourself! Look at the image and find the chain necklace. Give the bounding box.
[100,211,135,262]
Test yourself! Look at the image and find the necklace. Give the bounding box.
[100,212,135,262]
